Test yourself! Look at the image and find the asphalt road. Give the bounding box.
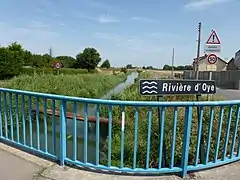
[216,88,240,100]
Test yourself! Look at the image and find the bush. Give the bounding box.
[120,67,127,74]
[99,72,237,168]
[20,68,89,75]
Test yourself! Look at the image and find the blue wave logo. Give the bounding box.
[141,81,158,94]
[142,81,157,85]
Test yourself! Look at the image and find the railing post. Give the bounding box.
[181,106,193,177]
[59,100,67,166]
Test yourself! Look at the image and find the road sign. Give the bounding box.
[204,44,221,53]
[54,61,62,69]
[206,30,221,45]
[207,54,218,64]
[139,79,216,95]
[205,30,221,54]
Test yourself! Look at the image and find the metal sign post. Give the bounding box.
[196,94,204,164]
[139,79,216,167]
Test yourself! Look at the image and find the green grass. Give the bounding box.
[21,67,91,75]
[0,72,130,135]
[1,73,128,98]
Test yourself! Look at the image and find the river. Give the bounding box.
[16,72,139,163]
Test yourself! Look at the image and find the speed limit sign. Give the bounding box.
[207,54,218,64]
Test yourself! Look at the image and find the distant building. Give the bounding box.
[227,58,238,70]
[193,54,227,71]
[234,49,240,68]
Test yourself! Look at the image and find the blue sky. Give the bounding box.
[0,0,240,67]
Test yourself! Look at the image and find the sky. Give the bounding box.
[0,0,240,68]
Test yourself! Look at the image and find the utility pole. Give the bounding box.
[171,48,175,79]
[196,22,201,80]
[49,46,53,57]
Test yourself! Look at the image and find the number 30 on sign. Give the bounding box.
[207,54,218,64]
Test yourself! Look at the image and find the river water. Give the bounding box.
[19,72,139,163]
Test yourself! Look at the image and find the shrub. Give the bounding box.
[120,67,127,74]
[136,69,143,74]
[20,68,89,75]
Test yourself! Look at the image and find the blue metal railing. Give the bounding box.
[0,87,240,177]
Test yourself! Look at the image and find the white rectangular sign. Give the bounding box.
[206,65,217,71]
[204,44,221,54]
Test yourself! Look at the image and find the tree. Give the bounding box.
[56,56,76,68]
[163,64,193,70]
[126,64,133,69]
[42,54,53,64]
[7,42,23,52]
[101,59,111,68]
[0,46,24,79]
[23,50,33,66]
[184,65,193,70]
[31,54,47,68]
[74,48,101,71]
[163,64,172,70]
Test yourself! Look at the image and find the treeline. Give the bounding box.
[126,64,159,70]
[0,42,113,79]
[162,64,193,70]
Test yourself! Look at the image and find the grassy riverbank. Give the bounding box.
[1,73,128,98]
[0,72,130,130]
[100,72,238,169]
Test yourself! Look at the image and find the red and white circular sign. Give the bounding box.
[207,54,218,64]
[54,62,61,69]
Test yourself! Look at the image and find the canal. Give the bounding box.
[12,72,139,163]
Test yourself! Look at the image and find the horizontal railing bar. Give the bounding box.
[1,87,240,178]
[187,156,240,171]
[31,108,121,125]
[1,88,240,106]
[64,158,183,173]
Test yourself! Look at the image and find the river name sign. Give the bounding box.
[139,79,216,96]
[139,78,216,166]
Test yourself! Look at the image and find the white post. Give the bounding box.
[208,71,213,101]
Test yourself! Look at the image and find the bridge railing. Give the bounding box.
[0,88,240,177]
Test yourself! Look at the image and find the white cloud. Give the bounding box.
[94,32,120,40]
[131,16,158,23]
[185,0,232,10]
[94,14,119,24]
[29,20,47,28]
[86,0,124,13]
[149,32,179,38]
[94,32,164,52]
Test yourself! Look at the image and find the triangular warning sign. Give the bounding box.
[206,30,221,45]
